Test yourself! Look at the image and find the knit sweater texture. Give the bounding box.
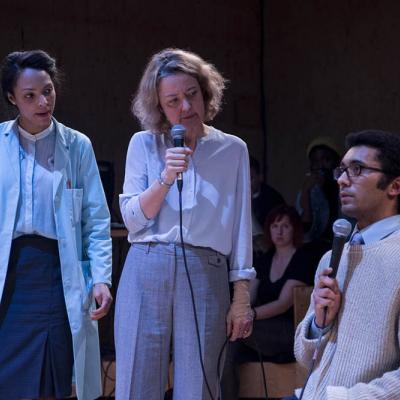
[294,230,400,400]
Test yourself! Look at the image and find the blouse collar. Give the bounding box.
[18,121,54,141]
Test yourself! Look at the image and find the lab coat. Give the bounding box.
[0,117,112,400]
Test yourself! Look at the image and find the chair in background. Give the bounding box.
[238,285,313,399]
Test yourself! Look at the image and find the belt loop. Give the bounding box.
[146,242,151,254]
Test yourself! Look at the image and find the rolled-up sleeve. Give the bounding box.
[119,133,155,234]
[228,144,255,282]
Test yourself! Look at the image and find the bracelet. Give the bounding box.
[252,307,257,320]
[158,176,173,188]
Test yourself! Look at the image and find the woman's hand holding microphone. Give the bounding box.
[161,146,193,186]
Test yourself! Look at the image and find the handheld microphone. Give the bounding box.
[328,219,352,278]
[297,218,352,400]
[171,124,186,192]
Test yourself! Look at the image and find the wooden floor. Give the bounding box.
[91,287,313,400]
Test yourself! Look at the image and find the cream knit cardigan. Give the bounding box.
[295,230,400,400]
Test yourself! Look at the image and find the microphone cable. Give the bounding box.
[172,129,229,400]
[178,181,261,400]
[215,329,270,400]
[216,335,231,399]
[177,180,273,400]
[178,188,216,400]
[248,336,269,400]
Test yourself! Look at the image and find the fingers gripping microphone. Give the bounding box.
[328,219,352,279]
[171,124,186,192]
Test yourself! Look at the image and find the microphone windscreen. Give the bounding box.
[332,219,352,238]
[328,219,352,279]
[171,124,186,142]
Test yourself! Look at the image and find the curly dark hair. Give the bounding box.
[1,50,60,104]
[346,130,400,211]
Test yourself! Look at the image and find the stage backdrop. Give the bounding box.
[2,1,400,206]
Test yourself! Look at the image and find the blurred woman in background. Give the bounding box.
[222,205,313,400]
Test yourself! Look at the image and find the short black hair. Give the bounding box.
[308,144,340,166]
[1,50,59,104]
[346,129,400,211]
[346,130,400,179]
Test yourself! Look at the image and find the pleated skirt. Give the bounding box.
[0,235,73,399]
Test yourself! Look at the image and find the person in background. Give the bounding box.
[222,205,313,400]
[296,138,341,244]
[0,50,112,400]
[296,138,342,277]
[287,130,400,399]
[250,155,285,234]
[250,155,285,255]
[115,48,255,400]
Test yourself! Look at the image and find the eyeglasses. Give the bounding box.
[333,164,386,180]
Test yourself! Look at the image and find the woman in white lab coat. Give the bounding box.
[0,49,112,400]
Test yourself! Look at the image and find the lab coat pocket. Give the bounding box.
[67,188,83,225]
[79,260,94,311]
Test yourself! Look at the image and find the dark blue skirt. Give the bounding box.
[0,235,73,399]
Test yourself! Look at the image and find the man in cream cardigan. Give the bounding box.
[287,130,400,400]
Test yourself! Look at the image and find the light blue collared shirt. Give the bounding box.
[119,126,255,281]
[14,122,57,239]
[350,214,400,244]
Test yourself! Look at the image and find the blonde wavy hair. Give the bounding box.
[132,48,226,134]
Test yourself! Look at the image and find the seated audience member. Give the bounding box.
[250,155,285,254]
[296,138,342,274]
[221,205,314,400]
[296,138,341,244]
[286,130,400,400]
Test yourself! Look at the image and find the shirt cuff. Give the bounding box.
[326,385,348,400]
[229,267,257,282]
[128,196,154,228]
[308,316,333,339]
[93,282,111,288]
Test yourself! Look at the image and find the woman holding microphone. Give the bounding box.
[116,48,255,400]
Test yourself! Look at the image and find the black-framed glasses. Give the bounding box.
[333,164,386,180]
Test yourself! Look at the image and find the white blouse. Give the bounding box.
[120,126,255,281]
[14,122,57,239]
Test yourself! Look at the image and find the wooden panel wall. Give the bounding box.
[0,0,262,215]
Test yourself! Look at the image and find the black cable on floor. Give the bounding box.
[246,336,269,400]
[178,189,216,400]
